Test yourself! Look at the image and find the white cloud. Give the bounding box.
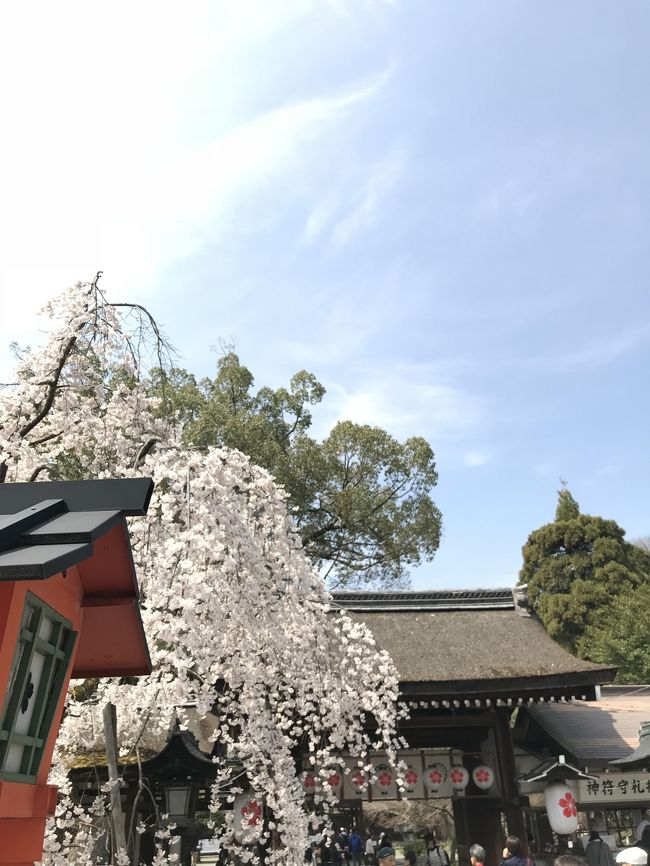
[463,450,488,467]
[311,362,483,442]
[523,323,650,374]
[331,152,405,248]
[302,145,404,249]
[0,0,393,379]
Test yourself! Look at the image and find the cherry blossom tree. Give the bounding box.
[0,279,405,866]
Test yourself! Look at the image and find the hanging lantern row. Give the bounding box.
[302,761,496,796]
[424,762,495,793]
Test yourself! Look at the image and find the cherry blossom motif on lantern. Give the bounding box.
[450,766,469,789]
[373,762,395,795]
[325,770,343,790]
[472,765,495,791]
[241,799,263,827]
[351,770,367,791]
[544,782,579,835]
[302,772,317,792]
[559,791,577,817]
[405,768,419,786]
[424,762,448,792]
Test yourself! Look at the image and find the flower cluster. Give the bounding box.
[0,281,405,866]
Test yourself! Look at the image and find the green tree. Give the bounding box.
[519,487,650,655]
[583,583,650,682]
[150,352,442,587]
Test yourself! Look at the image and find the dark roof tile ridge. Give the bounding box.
[331,587,519,611]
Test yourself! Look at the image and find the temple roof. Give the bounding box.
[332,589,616,705]
[520,685,650,766]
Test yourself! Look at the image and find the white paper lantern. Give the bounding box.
[302,771,317,795]
[233,793,263,840]
[450,765,470,790]
[350,768,367,795]
[374,762,395,796]
[424,762,448,793]
[544,782,579,835]
[404,764,420,794]
[472,765,495,791]
[323,767,343,797]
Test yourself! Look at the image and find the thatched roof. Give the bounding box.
[332,589,615,704]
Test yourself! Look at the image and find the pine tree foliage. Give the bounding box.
[519,487,650,656]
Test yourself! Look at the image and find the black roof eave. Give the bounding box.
[398,667,617,701]
[0,478,153,516]
[0,541,93,580]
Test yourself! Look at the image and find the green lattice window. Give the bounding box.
[0,593,76,782]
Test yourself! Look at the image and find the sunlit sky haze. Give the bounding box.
[1,1,649,588]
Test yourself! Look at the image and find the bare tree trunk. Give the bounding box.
[103,702,128,862]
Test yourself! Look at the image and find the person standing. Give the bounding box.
[377,847,397,866]
[348,830,363,866]
[470,844,486,866]
[499,836,530,866]
[637,813,650,842]
[616,848,648,866]
[364,836,376,865]
[320,833,342,866]
[425,836,450,866]
[586,831,615,866]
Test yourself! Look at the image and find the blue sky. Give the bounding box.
[1,1,649,589]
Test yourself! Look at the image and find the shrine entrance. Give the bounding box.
[332,588,617,866]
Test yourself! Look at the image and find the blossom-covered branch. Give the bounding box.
[0,281,406,866]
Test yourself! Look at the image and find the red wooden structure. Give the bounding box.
[0,478,153,866]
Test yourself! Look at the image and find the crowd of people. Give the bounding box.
[305,831,451,866]
[304,828,650,866]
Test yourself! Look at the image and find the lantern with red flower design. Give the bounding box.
[323,767,343,798]
[373,762,395,797]
[302,771,317,795]
[450,765,470,791]
[472,765,495,791]
[350,768,367,795]
[520,754,596,836]
[233,792,264,840]
[424,762,448,794]
[544,783,578,835]
[403,765,420,794]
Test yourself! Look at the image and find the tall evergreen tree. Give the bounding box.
[519,487,650,655]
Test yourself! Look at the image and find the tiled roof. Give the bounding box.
[525,685,650,764]
[332,588,516,611]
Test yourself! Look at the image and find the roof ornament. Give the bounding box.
[610,720,650,769]
[512,584,530,617]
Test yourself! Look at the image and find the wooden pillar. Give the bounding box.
[494,710,527,853]
[463,799,504,866]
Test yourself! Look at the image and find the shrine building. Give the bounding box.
[331,587,617,865]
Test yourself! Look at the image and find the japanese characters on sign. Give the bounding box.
[577,773,650,805]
